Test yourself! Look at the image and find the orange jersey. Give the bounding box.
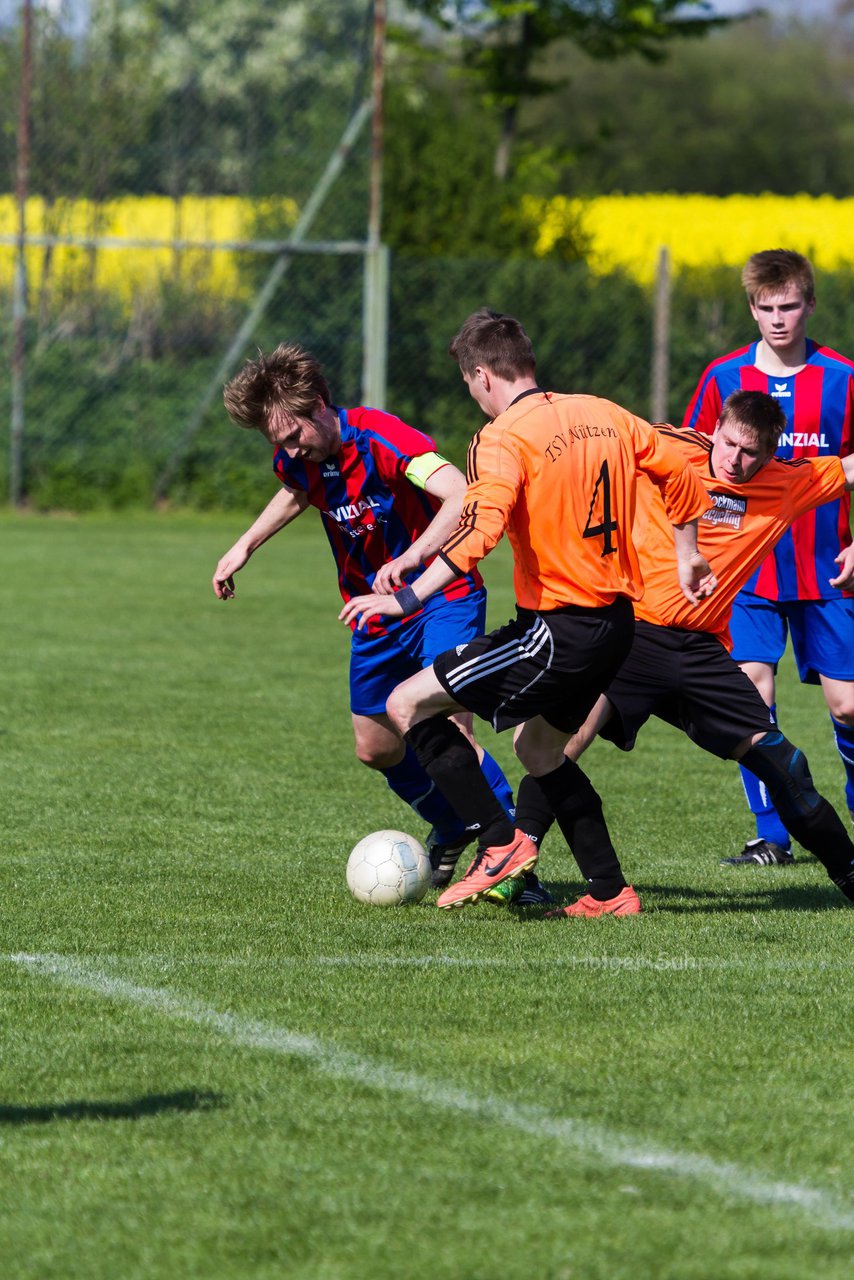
[633,425,847,644]
[439,393,710,611]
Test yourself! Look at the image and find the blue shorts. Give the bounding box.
[349,588,488,716]
[729,591,854,685]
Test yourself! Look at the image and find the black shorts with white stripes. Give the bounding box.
[432,597,635,734]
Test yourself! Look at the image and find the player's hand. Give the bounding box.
[212,546,250,599]
[678,552,717,605]
[340,593,405,630]
[830,545,854,592]
[372,549,421,595]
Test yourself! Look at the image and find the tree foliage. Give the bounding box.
[526,14,854,195]
[400,1,738,177]
[382,74,587,258]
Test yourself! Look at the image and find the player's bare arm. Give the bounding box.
[372,462,465,595]
[672,520,717,605]
[340,555,460,630]
[212,484,308,599]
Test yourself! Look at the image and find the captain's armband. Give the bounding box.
[404,452,450,491]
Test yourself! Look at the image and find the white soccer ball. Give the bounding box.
[346,829,432,906]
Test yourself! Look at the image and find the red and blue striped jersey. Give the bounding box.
[683,339,854,600]
[274,406,482,633]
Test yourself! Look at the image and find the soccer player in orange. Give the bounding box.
[340,308,715,909]
[529,388,854,915]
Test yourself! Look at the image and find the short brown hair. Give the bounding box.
[741,249,815,305]
[223,342,331,430]
[719,389,785,454]
[448,308,536,381]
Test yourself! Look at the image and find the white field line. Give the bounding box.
[311,953,853,973]
[40,952,854,974]
[7,951,854,1232]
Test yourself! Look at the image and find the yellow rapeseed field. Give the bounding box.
[524,193,854,281]
[2,193,854,301]
[0,195,298,302]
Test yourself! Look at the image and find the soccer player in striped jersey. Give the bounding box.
[212,342,528,894]
[684,250,854,866]
[340,309,715,911]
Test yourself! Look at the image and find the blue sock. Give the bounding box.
[381,747,463,840]
[830,715,854,815]
[739,703,791,849]
[478,749,516,822]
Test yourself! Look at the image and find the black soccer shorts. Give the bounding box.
[600,619,776,759]
[432,597,635,734]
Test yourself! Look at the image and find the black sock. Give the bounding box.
[404,717,515,850]
[784,797,854,898]
[515,773,556,848]
[536,759,626,900]
[742,738,854,898]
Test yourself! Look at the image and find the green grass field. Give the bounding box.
[3,511,854,1280]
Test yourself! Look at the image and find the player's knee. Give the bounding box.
[826,695,854,726]
[385,685,413,733]
[514,736,565,776]
[356,743,401,771]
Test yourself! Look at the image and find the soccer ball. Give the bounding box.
[346,830,432,906]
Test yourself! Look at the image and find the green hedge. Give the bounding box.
[3,258,853,510]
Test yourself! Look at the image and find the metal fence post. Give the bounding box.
[153,99,372,502]
[650,245,671,423]
[10,0,33,507]
[362,243,389,408]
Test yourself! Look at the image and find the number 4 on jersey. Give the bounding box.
[582,460,618,556]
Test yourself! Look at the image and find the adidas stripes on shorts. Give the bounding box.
[432,597,635,734]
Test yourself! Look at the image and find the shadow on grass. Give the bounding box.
[0,1089,224,1126]
[524,878,849,916]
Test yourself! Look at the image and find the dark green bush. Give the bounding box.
[4,260,854,510]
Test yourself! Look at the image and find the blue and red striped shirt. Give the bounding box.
[683,339,854,600]
[274,406,482,633]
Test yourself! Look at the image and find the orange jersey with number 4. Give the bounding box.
[633,425,847,645]
[439,393,710,611]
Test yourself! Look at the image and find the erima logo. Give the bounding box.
[778,432,829,449]
[322,460,340,477]
[330,497,380,523]
[702,491,747,530]
[772,383,792,399]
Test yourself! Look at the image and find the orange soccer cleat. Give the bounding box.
[436,832,539,909]
[547,885,642,918]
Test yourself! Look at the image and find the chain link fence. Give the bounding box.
[4,3,854,512]
[0,0,378,509]
[0,228,760,511]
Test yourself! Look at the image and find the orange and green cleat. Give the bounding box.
[436,832,539,910]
